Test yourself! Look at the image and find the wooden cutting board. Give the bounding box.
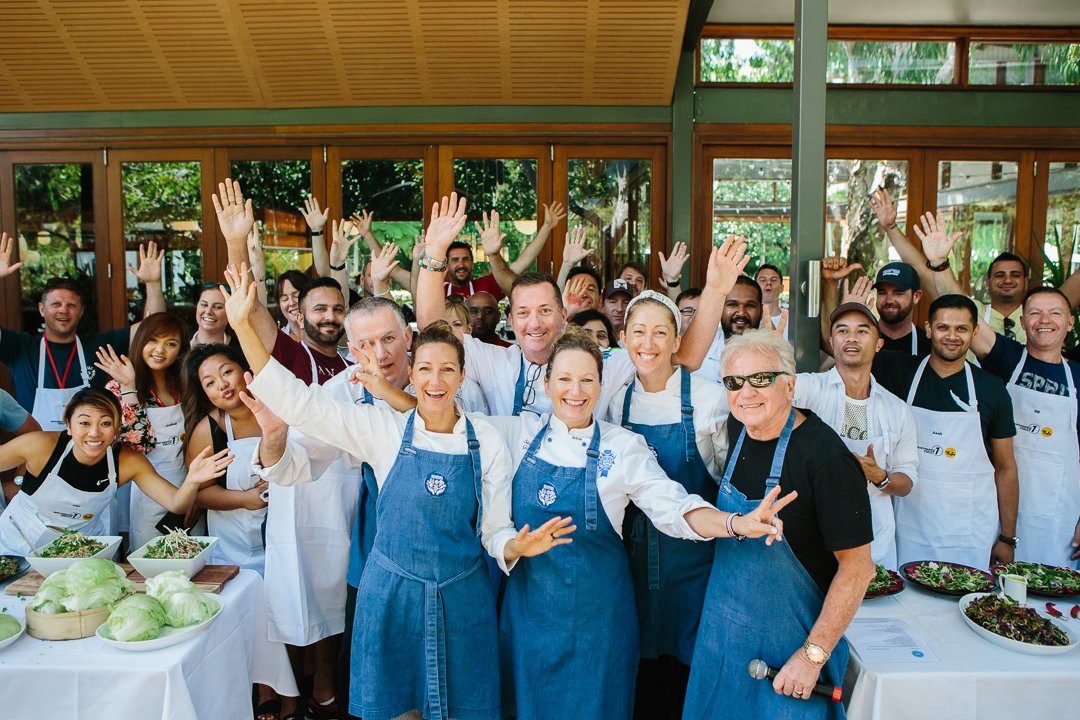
[4,564,240,597]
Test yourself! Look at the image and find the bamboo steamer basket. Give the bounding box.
[25,604,109,640]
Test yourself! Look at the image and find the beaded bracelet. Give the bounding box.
[726,511,745,541]
[419,253,448,272]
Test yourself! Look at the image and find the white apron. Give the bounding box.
[896,358,998,569]
[129,403,200,550]
[206,414,266,573]
[30,337,88,431]
[1007,350,1080,567]
[264,345,358,645]
[842,435,898,571]
[0,439,116,555]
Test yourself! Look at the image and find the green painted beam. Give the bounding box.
[694,87,1080,127]
[0,105,672,131]
[671,50,696,261]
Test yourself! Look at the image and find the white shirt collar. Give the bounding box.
[632,367,680,395]
[547,413,596,439]
[410,403,468,434]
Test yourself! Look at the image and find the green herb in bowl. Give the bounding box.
[38,531,106,559]
[144,529,209,560]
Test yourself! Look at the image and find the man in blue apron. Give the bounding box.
[914,217,1077,567]
[685,330,875,720]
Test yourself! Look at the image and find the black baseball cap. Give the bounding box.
[829,302,879,330]
[873,262,920,292]
[603,279,633,300]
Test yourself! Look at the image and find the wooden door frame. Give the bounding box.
[326,145,438,231]
[1031,150,1080,283]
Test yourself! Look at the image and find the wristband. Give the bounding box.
[926,258,950,272]
[997,533,1019,548]
[419,253,448,272]
[329,262,346,271]
[726,512,745,541]
[310,230,324,237]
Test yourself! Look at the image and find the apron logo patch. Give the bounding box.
[1041,426,1054,437]
[537,483,558,507]
[918,445,943,456]
[598,449,616,477]
[425,473,447,496]
[82,513,94,520]
[944,447,957,459]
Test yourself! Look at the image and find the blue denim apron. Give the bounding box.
[351,412,501,720]
[346,386,378,588]
[501,421,638,720]
[621,369,717,665]
[683,411,849,720]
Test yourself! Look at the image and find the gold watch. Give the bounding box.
[802,639,829,665]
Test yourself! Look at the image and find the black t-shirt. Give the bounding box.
[879,327,931,357]
[981,334,1080,443]
[871,350,1016,450]
[22,432,123,495]
[724,411,874,594]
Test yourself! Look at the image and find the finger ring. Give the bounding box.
[793,689,804,698]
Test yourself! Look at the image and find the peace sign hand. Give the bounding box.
[93,344,136,389]
[347,344,394,399]
[508,515,576,559]
[731,485,799,546]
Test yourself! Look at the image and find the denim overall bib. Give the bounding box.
[621,369,717,664]
[501,421,638,720]
[351,412,500,720]
[683,412,849,720]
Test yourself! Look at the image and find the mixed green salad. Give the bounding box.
[105,570,218,642]
[964,594,1069,647]
[866,564,903,596]
[143,529,208,560]
[0,612,20,641]
[37,531,106,559]
[0,556,20,581]
[905,561,993,592]
[994,562,1080,595]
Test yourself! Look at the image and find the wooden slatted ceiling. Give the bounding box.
[0,0,689,112]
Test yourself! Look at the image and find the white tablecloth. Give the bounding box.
[0,569,294,720]
[847,586,1080,720]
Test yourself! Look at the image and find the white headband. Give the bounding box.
[624,289,682,334]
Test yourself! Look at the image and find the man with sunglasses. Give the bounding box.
[916,215,1079,568]
[685,330,873,717]
[792,302,917,571]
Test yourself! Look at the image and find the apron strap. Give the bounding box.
[909,324,918,356]
[679,369,697,464]
[720,410,796,493]
[905,355,930,406]
[584,422,601,531]
[620,380,634,429]
[223,413,236,444]
[465,418,483,538]
[400,411,418,456]
[423,579,449,720]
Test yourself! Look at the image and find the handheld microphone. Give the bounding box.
[746,659,843,703]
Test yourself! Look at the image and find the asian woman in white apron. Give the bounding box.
[0,388,229,556]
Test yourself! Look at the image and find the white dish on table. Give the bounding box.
[959,592,1079,656]
[96,592,223,651]
[127,536,217,579]
[26,536,123,577]
[0,616,25,651]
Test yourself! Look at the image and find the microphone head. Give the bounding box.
[747,659,769,680]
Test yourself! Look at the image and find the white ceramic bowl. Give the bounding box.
[96,593,223,651]
[959,592,1079,656]
[0,615,24,651]
[26,536,123,577]
[127,536,217,579]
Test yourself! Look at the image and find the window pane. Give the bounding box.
[969,42,1080,86]
[826,160,909,275]
[230,160,312,286]
[568,158,652,284]
[936,160,1019,303]
[1042,162,1080,287]
[121,162,203,327]
[826,41,955,84]
[341,158,424,298]
[712,158,791,278]
[700,38,794,83]
[452,158,538,276]
[14,163,99,333]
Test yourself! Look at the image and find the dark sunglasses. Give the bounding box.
[1003,317,1016,339]
[721,371,789,391]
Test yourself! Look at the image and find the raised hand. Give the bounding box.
[185,446,235,487]
[239,375,287,437]
[869,187,898,229]
[475,210,506,257]
[212,179,255,242]
[841,275,873,306]
[821,255,863,284]
[424,193,468,256]
[221,262,258,329]
[913,211,961,265]
[854,444,887,486]
[300,195,329,233]
[128,241,163,285]
[347,344,396,400]
[93,345,135,389]
[246,223,266,278]
[732,485,798,546]
[507,515,576,559]
[0,233,22,278]
[562,226,593,265]
[330,219,361,268]
[371,243,401,288]
[705,235,751,296]
[763,308,789,336]
[541,201,567,231]
[658,241,690,286]
[411,232,426,261]
[563,273,598,315]
[349,209,374,238]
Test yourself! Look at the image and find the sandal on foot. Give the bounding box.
[306,695,341,719]
[254,698,281,720]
